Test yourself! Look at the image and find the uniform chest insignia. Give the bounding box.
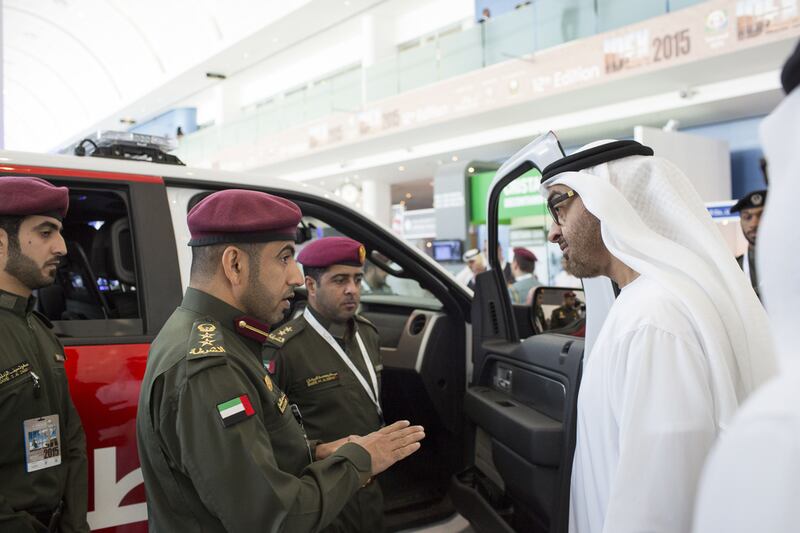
[264,374,274,392]
[306,372,339,388]
[276,393,288,414]
[0,361,31,386]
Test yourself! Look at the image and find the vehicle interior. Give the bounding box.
[450,173,586,533]
[33,186,144,338]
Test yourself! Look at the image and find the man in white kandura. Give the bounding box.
[494,130,777,532]
[692,40,800,533]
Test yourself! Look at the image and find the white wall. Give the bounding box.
[174,0,475,128]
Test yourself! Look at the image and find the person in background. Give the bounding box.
[731,189,767,300]
[692,38,800,533]
[508,247,540,304]
[549,290,580,330]
[456,248,486,291]
[0,177,89,533]
[479,7,491,22]
[267,237,386,532]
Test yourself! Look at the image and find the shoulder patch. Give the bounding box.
[188,319,227,359]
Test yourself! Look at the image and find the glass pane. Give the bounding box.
[365,56,398,103]
[397,44,438,92]
[596,0,667,33]
[439,24,484,80]
[533,0,596,50]
[484,4,537,65]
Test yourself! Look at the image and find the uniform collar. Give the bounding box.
[515,273,533,281]
[0,288,35,317]
[181,287,263,357]
[307,303,353,339]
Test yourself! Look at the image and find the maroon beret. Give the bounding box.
[297,237,366,268]
[564,291,576,297]
[187,189,302,246]
[0,176,69,220]
[513,247,537,262]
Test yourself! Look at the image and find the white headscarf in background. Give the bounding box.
[692,45,800,533]
[544,151,777,422]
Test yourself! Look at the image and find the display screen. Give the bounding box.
[432,240,463,262]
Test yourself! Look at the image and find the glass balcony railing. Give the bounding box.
[175,0,707,165]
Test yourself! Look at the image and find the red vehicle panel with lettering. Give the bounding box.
[65,344,150,532]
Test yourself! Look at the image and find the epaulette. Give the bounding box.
[264,317,306,349]
[31,310,53,330]
[354,313,378,333]
[187,318,227,359]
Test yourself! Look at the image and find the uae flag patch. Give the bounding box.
[217,395,255,427]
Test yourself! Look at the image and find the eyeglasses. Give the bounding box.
[547,189,577,225]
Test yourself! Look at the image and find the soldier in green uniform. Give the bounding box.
[266,237,385,532]
[136,189,424,533]
[731,189,767,300]
[549,290,581,330]
[0,177,89,532]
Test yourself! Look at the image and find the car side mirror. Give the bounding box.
[531,286,586,336]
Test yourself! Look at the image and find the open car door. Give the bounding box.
[450,137,587,533]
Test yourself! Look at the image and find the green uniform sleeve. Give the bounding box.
[161,361,371,533]
[0,499,41,532]
[59,379,89,533]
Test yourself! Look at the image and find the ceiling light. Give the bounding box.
[468,166,475,173]
[398,165,405,171]
[426,242,433,248]
[451,155,458,161]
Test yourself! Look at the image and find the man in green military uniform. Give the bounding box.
[549,290,581,330]
[136,189,424,533]
[266,236,385,532]
[0,177,89,532]
[731,189,767,300]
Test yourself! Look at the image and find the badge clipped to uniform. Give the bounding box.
[23,415,61,472]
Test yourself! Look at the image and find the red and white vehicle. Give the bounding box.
[0,139,584,533]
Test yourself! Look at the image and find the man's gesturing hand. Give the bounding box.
[350,420,425,475]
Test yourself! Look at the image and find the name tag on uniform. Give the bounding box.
[23,415,61,472]
[0,361,30,387]
[305,372,339,388]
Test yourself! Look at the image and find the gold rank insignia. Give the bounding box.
[276,393,288,414]
[275,326,293,337]
[189,322,226,356]
[264,374,274,392]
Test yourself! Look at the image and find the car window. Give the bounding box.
[298,217,436,303]
[35,185,143,338]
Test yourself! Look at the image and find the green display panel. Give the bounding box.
[469,169,547,224]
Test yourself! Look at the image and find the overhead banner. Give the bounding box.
[202,0,800,168]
